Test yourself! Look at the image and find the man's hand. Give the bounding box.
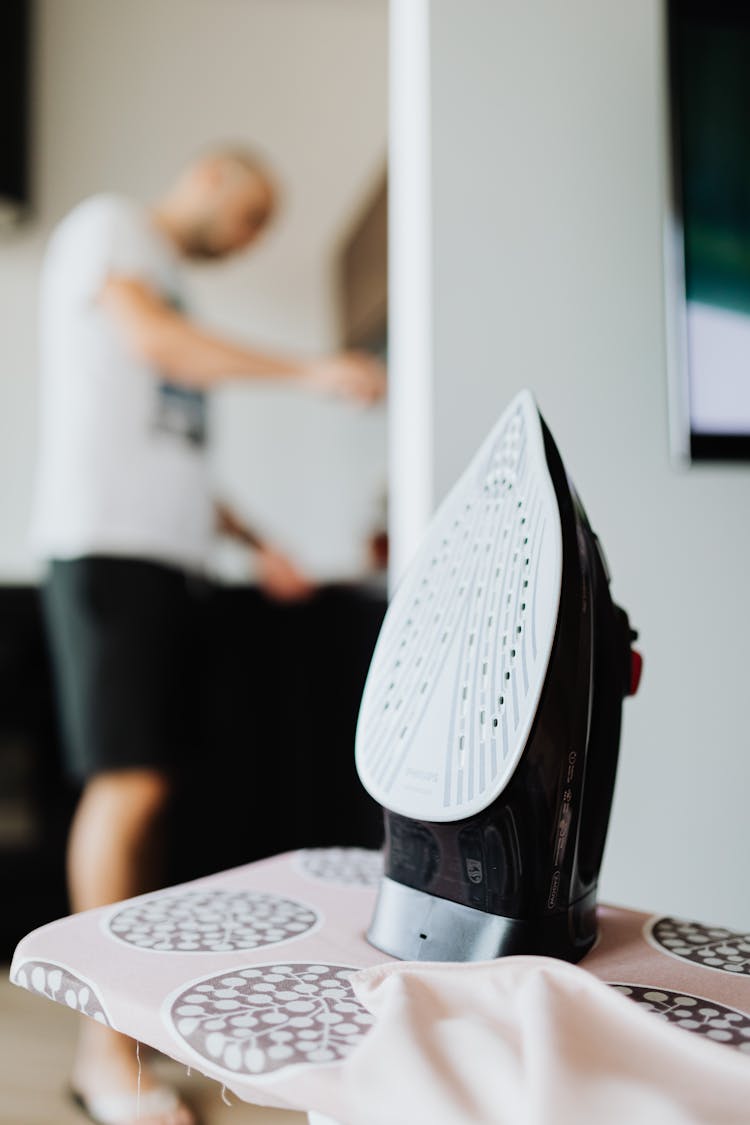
[256,543,317,603]
[303,351,386,404]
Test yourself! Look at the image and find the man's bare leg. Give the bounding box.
[68,769,194,1124]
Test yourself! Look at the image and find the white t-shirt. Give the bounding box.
[31,194,213,571]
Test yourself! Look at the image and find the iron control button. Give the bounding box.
[628,649,643,696]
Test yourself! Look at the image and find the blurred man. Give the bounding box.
[31,148,385,1125]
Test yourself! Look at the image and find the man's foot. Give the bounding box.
[71,1022,196,1125]
[70,1086,194,1125]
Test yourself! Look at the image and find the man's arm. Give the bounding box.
[215,501,263,549]
[215,501,316,602]
[99,276,385,401]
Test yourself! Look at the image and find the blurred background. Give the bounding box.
[1,3,387,1119]
[0,0,388,956]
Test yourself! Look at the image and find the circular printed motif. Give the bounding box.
[167,962,374,1078]
[107,890,320,952]
[648,916,750,976]
[610,984,750,1052]
[12,960,111,1025]
[295,848,383,888]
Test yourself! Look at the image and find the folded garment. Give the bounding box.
[341,956,750,1125]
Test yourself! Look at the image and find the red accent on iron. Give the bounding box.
[628,649,643,696]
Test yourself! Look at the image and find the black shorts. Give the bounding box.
[42,556,201,781]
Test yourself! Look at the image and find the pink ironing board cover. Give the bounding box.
[10,848,750,1120]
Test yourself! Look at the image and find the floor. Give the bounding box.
[0,967,306,1125]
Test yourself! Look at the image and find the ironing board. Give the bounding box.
[10,848,750,1123]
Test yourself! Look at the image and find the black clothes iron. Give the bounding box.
[355,390,641,964]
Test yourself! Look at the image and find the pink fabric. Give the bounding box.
[10,849,750,1123]
[345,957,750,1125]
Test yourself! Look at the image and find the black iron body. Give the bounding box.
[369,418,634,964]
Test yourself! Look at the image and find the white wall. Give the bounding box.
[391,0,750,928]
[0,0,387,582]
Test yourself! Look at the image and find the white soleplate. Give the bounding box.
[355,390,563,823]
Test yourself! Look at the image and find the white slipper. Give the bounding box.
[70,1084,194,1125]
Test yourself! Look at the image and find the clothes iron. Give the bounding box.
[355,390,641,963]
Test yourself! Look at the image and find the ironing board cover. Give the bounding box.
[10,849,750,1119]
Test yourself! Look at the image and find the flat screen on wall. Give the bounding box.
[666,0,750,462]
[0,0,31,226]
